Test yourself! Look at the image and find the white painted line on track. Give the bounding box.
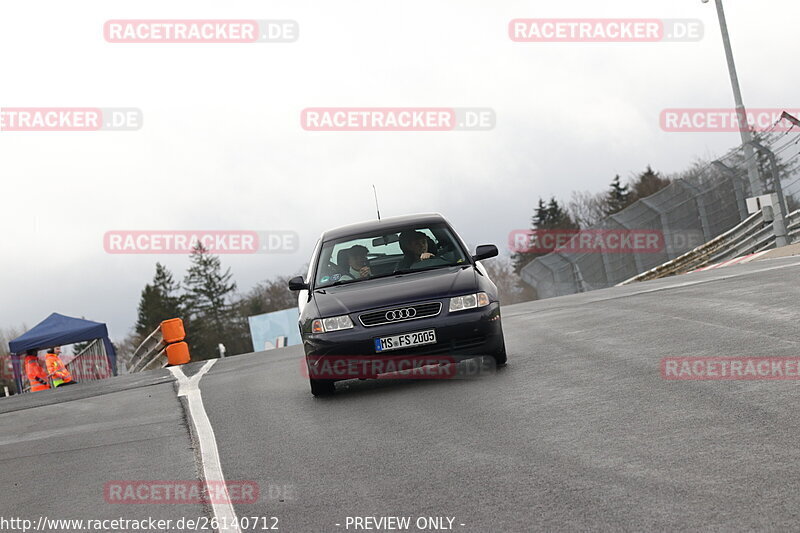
[622,259,800,299]
[693,250,769,272]
[170,361,241,533]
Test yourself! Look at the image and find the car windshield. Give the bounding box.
[314,223,469,288]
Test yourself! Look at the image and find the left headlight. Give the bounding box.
[449,292,490,312]
[312,315,354,333]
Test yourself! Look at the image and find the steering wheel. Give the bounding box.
[414,256,449,268]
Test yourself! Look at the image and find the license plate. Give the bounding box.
[374,329,437,352]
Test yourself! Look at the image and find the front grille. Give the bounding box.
[359,302,442,327]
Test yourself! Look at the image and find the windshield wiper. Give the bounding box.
[390,264,460,276]
[324,278,360,287]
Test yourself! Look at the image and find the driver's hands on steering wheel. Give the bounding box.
[420,252,435,260]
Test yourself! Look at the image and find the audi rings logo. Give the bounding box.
[385,308,417,321]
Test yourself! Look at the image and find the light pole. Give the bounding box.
[703,0,763,196]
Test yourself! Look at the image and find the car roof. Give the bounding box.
[320,213,449,241]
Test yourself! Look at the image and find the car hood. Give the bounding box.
[312,266,478,317]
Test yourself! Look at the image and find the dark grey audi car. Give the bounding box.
[289,213,506,396]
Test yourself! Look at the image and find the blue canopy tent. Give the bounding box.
[8,313,117,392]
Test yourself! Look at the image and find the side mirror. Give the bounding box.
[472,244,498,262]
[288,276,309,291]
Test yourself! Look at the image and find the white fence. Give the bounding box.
[65,338,113,381]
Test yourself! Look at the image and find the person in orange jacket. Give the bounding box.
[24,349,50,392]
[46,346,76,387]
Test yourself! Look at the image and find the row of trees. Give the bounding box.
[474,167,673,303]
[511,165,673,278]
[508,130,800,294]
[129,244,298,364]
[566,165,672,229]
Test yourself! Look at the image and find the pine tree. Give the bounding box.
[531,198,548,230]
[544,197,579,230]
[604,175,631,216]
[135,263,183,337]
[630,165,671,202]
[183,243,237,359]
[513,196,578,277]
[71,340,91,355]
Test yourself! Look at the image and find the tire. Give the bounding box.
[309,378,336,397]
[491,338,507,367]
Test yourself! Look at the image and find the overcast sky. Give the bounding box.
[1,0,797,345]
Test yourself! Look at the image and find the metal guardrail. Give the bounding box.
[522,120,800,297]
[520,164,749,297]
[619,207,800,285]
[788,209,800,243]
[128,326,168,373]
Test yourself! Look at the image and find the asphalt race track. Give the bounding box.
[2,256,800,532]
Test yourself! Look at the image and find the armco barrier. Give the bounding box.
[520,168,749,297]
[522,119,800,297]
[618,207,800,285]
[128,318,191,373]
[787,209,800,243]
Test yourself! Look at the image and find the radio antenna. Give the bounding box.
[372,184,381,220]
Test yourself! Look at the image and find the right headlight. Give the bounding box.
[449,292,490,312]
[312,315,354,333]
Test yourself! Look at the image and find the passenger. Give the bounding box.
[336,248,351,276]
[24,349,50,392]
[340,245,372,280]
[396,230,436,271]
[45,346,76,388]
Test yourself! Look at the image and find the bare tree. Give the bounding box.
[482,256,537,305]
[567,190,607,228]
[0,325,27,394]
[0,325,25,356]
[113,331,143,374]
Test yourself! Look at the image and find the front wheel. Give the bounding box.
[491,338,507,367]
[309,378,336,397]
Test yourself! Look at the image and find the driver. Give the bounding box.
[340,245,372,280]
[396,230,435,271]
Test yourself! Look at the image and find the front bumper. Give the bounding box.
[303,301,503,359]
